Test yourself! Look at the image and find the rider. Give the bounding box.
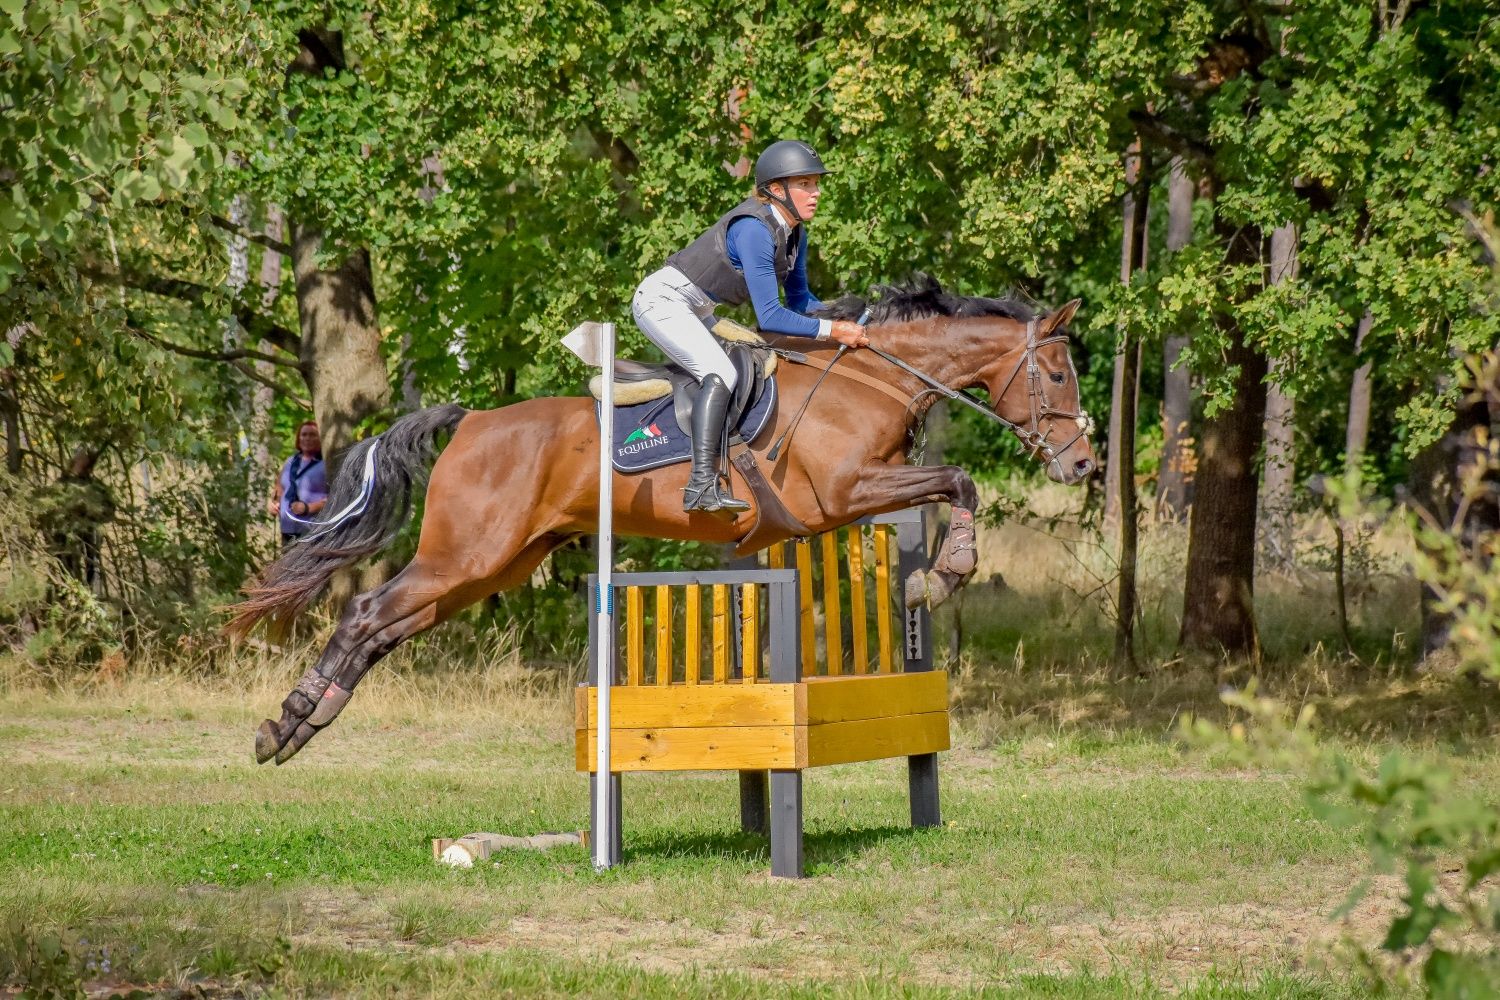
[632,139,870,514]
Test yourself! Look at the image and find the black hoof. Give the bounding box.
[254,719,282,764]
[274,722,317,765]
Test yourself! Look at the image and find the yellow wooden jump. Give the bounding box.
[575,520,949,774]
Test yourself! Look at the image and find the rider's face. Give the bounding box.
[775,175,822,221]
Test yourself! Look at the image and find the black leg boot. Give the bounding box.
[683,374,750,514]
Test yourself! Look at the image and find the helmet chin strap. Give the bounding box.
[760,182,804,224]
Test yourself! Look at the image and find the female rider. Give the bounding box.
[632,140,870,514]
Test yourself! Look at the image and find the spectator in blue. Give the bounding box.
[633,140,869,515]
[267,420,328,545]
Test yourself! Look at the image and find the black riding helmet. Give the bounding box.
[754,140,830,223]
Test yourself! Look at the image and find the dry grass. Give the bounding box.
[0,612,576,723]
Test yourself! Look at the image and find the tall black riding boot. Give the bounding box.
[683,374,750,514]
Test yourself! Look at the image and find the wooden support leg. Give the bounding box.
[739,770,769,835]
[589,772,622,866]
[770,769,803,878]
[908,752,941,828]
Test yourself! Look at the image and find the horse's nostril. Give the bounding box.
[1074,459,1095,478]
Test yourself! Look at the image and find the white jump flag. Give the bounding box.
[564,320,618,871]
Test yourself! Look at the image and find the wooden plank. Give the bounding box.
[626,586,644,686]
[796,539,815,677]
[578,676,942,729]
[820,531,843,675]
[874,525,893,673]
[577,725,806,772]
[711,584,729,684]
[805,711,951,768]
[577,683,800,728]
[802,671,948,724]
[654,585,672,685]
[848,527,868,673]
[768,543,785,569]
[741,583,759,683]
[684,584,701,685]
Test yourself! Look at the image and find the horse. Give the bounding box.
[229,278,1096,764]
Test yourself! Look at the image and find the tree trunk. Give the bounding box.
[214,192,254,579]
[223,191,251,449]
[5,325,28,474]
[1258,222,1299,571]
[1345,310,1374,475]
[1115,147,1150,668]
[250,204,284,481]
[1,389,17,475]
[290,235,388,468]
[1104,142,1148,525]
[286,28,393,611]
[288,29,391,469]
[1158,158,1195,522]
[1180,220,1269,657]
[1412,358,1500,661]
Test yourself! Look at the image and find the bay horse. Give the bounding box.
[229,279,1096,764]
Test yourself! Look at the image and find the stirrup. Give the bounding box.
[683,479,750,514]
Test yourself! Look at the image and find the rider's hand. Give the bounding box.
[829,320,870,348]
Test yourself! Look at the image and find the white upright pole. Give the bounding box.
[592,321,617,871]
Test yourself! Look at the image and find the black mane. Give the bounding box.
[812,274,1036,326]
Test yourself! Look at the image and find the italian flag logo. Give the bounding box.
[624,423,665,444]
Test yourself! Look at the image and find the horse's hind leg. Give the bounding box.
[256,537,559,765]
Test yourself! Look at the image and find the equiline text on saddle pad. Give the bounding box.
[597,378,777,474]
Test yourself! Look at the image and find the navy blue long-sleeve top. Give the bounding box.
[726,216,829,338]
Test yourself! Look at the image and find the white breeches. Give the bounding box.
[631,266,738,391]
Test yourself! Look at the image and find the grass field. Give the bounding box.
[3,502,1494,998]
[4,649,1493,998]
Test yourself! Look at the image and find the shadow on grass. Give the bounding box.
[625,824,928,873]
[948,653,1500,745]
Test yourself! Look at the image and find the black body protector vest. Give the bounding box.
[665,197,799,306]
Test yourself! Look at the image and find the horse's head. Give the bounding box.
[821,278,1096,484]
[976,299,1096,485]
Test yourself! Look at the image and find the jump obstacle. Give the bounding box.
[577,508,950,878]
[564,318,949,878]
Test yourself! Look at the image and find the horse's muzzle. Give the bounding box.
[1047,456,1095,486]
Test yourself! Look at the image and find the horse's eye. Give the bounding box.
[1049,371,1066,384]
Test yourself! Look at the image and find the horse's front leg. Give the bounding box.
[846,462,981,610]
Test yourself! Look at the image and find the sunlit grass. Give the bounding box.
[0,491,1484,996]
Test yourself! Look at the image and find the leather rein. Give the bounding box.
[769,318,1095,479]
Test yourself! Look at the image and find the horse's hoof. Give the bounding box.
[904,571,929,610]
[274,722,315,765]
[927,573,957,609]
[254,719,282,764]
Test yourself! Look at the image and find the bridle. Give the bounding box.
[859,318,1094,480]
[765,316,1094,478]
[982,318,1095,477]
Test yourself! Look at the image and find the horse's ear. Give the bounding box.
[1040,298,1082,335]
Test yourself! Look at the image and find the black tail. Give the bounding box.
[226,403,467,637]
